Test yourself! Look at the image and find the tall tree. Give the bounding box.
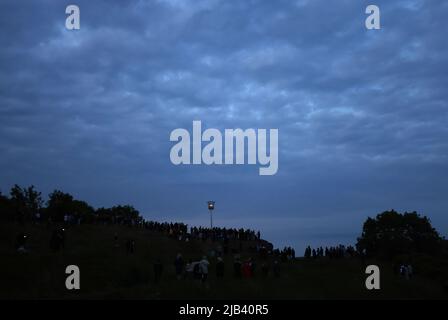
[47,190,74,222]
[71,200,95,224]
[9,185,42,222]
[357,210,443,258]
[0,190,13,221]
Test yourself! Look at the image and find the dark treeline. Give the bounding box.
[0,184,142,225]
[0,184,270,249]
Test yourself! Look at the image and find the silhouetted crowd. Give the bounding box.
[304,245,357,259]
[189,227,260,242]
[272,246,296,261]
[156,253,284,283]
[143,221,188,235]
[141,222,262,249]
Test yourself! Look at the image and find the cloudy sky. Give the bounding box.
[1,0,447,252]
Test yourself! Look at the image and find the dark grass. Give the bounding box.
[1,223,447,299]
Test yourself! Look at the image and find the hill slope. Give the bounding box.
[0,223,447,299]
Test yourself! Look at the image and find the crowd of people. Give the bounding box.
[58,212,263,248]
[14,224,418,287]
[15,227,67,253]
[273,246,296,261]
[142,223,263,245]
[143,221,188,236]
[189,227,260,242]
[15,214,268,255]
[304,245,357,259]
[394,263,414,280]
[165,253,282,283]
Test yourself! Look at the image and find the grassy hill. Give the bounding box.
[1,222,447,299]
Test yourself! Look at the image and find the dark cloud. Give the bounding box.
[1,0,447,252]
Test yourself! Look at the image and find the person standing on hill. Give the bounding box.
[199,256,210,282]
[113,233,119,248]
[261,262,269,277]
[174,253,184,280]
[242,260,252,278]
[273,260,280,277]
[154,259,163,284]
[250,258,256,276]
[50,228,65,252]
[16,233,28,253]
[407,264,413,279]
[233,256,242,278]
[216,257,225,278]
[304,246,311,258]
[193,261,202,280]
[185,259,194,279]
[126,239,135,254]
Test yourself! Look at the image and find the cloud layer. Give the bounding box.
[1,0,447,251]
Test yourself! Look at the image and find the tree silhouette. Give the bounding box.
[1,184,144,225]
[0,190,13,221]
[71,200,95,224]
[47,190,74,222]
[9,185,43,223]
[356,210,443,258]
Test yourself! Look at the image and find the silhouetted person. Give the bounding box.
[113,233,119,248]
[126,239,135,254]
[273,260,280,277]
[223,238,229,255]
[199,256,210,282]
[233,257,242,278]
[50,228,65,251]
[304,246,311,258]
[261,262,269,277]
[34,212,41,224]
[360,248,367,265]
[250,258,256,276]
[60,228,66,249]
[393,262,400,275]
[400,264,412,280]
[193,261,202,280]
[174,253,184,280]
[16,233,28,253]
[154,259,163,283]
[185,259,194,279]
[259,246,268,260]
[216,257,225,278]
[407,264,413,279]
[242,260,252,278]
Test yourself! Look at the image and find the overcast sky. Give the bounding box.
[1,0,447,253]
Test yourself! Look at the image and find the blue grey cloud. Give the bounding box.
[1,0,447,252]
